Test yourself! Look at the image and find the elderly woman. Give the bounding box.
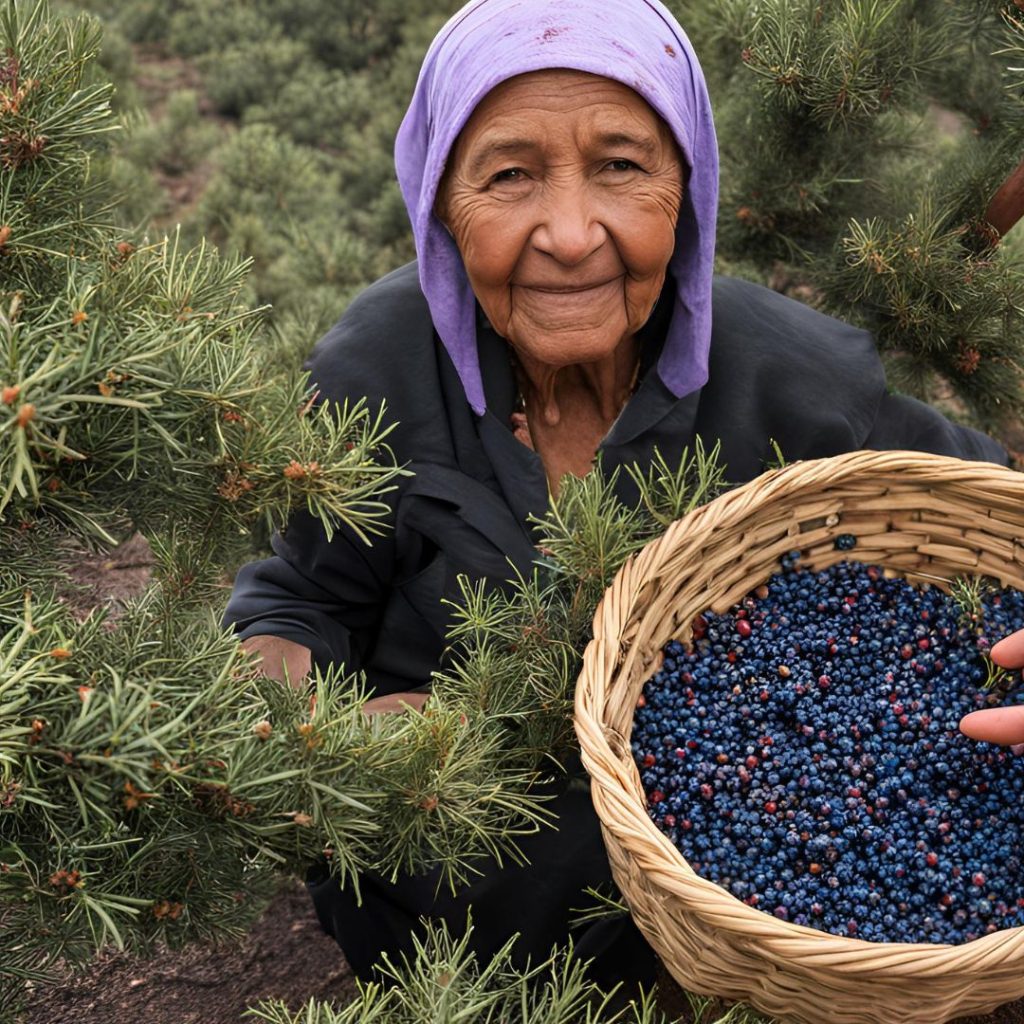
[225,0,1009,993]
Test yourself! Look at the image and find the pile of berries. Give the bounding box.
[632,549,1024,944]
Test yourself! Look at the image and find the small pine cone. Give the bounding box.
[954,345,981,376]
[49,869,81,891]
[153,899,183,919]
[252,720,272,741]
[283,459,322,481]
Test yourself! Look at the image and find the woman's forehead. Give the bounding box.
[454,69,671,155]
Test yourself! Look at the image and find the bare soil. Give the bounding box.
[16,879,356,1024]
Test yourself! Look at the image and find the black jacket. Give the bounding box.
[223,262,1006,690]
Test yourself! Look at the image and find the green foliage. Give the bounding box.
[673,0,942,261]
[1,230,402,551]
[66,0,456,348]
[669,0,1024,429]
[432,445,730,783]
[0,1,117,299]
[0,433,732,1006]
[627,439,729,529]
[950,573,994,624]
[0,1,409,1001]
[120,88,221,176]
[945,575,1016,690]
[247,917,671,1024]
[817,196,1024,428]
[201,33,310,118]
[249,914,774,1023]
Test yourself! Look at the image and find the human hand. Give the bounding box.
[240,637,429,715]
[958,628,1024,751]
[240,634,312,689]
[362,691,430,716]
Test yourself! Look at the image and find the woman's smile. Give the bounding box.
[437,69,684,371]
[510,276,629,337]
[515,274,625,294]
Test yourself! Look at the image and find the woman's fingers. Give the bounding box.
[241,634,312,688]
[362,691,430,716]
[959,705,1024,746]
[990,628,1024,668]
[958,630,1024,745]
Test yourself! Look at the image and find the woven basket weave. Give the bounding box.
[575,449,1024,1024]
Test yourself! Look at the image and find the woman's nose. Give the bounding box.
[531,187,606,266]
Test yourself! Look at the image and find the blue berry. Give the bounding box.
[632,559,1024,944]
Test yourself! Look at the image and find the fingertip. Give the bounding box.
[959,709,988,741]
[989,630,1024,668]
[959,706,1024,746]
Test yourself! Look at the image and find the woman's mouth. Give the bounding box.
[515,275,624,295]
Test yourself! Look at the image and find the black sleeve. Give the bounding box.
[222,507,398,676]
[221,263,439,679]
[863,392,1009,467]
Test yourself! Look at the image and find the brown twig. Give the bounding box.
[984,154,1024,237]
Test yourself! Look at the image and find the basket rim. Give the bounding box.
[575,449,1024,968]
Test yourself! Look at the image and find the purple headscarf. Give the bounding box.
[395,0,718,416]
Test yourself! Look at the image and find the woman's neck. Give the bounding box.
[514,335,640,427]
[512,336,640,493]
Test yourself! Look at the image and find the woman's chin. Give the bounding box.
[503,307,635,368]
[507,329,630,369]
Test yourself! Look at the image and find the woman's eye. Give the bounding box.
[606,159,640,173]
[491,168,525,184]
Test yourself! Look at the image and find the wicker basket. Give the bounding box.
[575,449,1024,1024]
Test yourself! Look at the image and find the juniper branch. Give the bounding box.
[246,916,671,1024]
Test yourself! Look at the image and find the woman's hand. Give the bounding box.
[241,636,428,715]
[959,629,1024,749]
[362,691,430,716]
[241,634,312,688]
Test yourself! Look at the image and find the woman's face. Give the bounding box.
[437,69,684,370]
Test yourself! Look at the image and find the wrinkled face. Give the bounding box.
[437,69,685,369]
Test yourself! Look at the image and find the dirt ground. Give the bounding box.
[17,880,1024,1024]
[16,879,356,1024]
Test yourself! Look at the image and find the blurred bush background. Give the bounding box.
[64,0,1024,438]
[65,0,460,369]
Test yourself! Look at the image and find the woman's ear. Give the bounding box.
[433,167,453,235]
[434,158,467,240]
